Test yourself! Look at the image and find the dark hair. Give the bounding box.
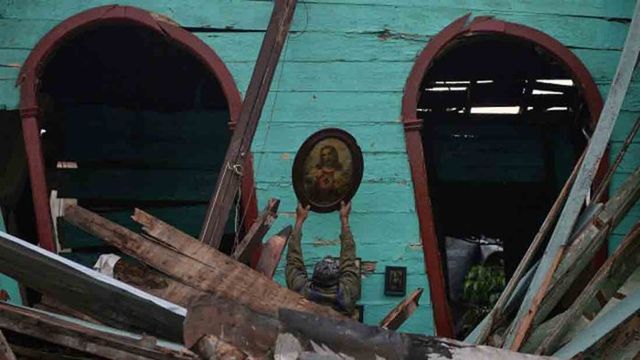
[317,145,343,170]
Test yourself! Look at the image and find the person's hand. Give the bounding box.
[339,201,351,223]
[295,203,310,226]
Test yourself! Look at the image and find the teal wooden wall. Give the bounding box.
[0,0,638,335]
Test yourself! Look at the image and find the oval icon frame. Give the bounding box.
[292,128,364,213]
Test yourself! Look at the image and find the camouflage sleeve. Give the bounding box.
[285,229,310,295]
[337,228,360,314]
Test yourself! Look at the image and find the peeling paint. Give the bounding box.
[312,238,340,247]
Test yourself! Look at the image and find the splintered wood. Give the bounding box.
[64,205,340,320]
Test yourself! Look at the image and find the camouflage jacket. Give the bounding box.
[285,228,360,317]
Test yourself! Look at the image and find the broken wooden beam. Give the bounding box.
[469,151,583,345]
[552,288,640,359]
[534,222,640,354]
[112,258,209,308]
[0,230,185,341]
[505,0,640,349]
[65,205,340,321]
[200,0,297,247]
[192,334,248,360]
[0,301,197,360]
[184,295,281,358]
[132,208,225,266]
[0,329,16,360]
[380,288,424,330]
[255,225,291,278]
[278,309,550,360]
[231,198,279,262]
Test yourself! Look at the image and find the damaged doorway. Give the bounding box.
[401,16,604,337]
[19,7,257,265]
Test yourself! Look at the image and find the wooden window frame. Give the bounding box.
[400,14,606,337]
[17,5,258,252]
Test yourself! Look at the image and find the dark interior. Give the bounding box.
[417,35,590,335]
[38,23,241,263]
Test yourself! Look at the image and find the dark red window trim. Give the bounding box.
[17,5,258,251]
[401,14,606,337]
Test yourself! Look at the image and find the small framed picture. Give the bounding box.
[384,266,407,296]
[356,304,364,323]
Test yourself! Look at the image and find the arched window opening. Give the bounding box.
[38,23,241,262]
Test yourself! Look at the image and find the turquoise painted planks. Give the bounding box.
[256,182,417,214]
[610,142,640,173]
[2,0,634,22]
[55,168,218,202]
[253,152,412,184]
[257,91,402,124]
[293,0,636,19]
[251,122,407,153]
[0,2,631,50]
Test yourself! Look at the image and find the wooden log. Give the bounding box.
[65,205,340,321]
[534,222,640,354]
[278,309,551,360]
[200,0,297,247]
[184,295,281,358]
[0,230,185,341]
[35,295,104,325]
[0,302,198,360]
[380,288,424,330]
[505,0,640,350]
[255,225,291,278]
[0,329,16,360]
[231,198,279,262]
[192,335,248,360]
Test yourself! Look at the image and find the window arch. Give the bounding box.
[18,5,257,251]
[401,14,605,337]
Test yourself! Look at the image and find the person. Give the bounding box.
[305,145,350,205]
[285,201,360,318]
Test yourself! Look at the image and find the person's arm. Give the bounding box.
[337,201,360,314]
[286,204,310,293]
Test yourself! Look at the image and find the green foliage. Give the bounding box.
[459,264,506,338]
[463,264,506,306]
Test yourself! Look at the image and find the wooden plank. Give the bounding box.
[131,208,228,266]
[58,205,213,249]
[553,289,640,359]
[467,151,583,345]
[64,205,340,320]
[200,0,297,247]
[192,334,248,360]
[112,258,209,308]
[255,225,291,278]
[504,1,640,349]
[183,295,281,358]
[0,301,197,360]
[593,116,640,202]
[0,230,186,341]
[534,223,640,354]
[379,288,423,330]
[278,308,549,359]
[231,198,279,261]
[0,329,16,360]
[532,167,640,328]
[55,168,217,202]
[0,3,631,50]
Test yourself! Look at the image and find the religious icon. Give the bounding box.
[292,129,363,213]
[384,266,407,296]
